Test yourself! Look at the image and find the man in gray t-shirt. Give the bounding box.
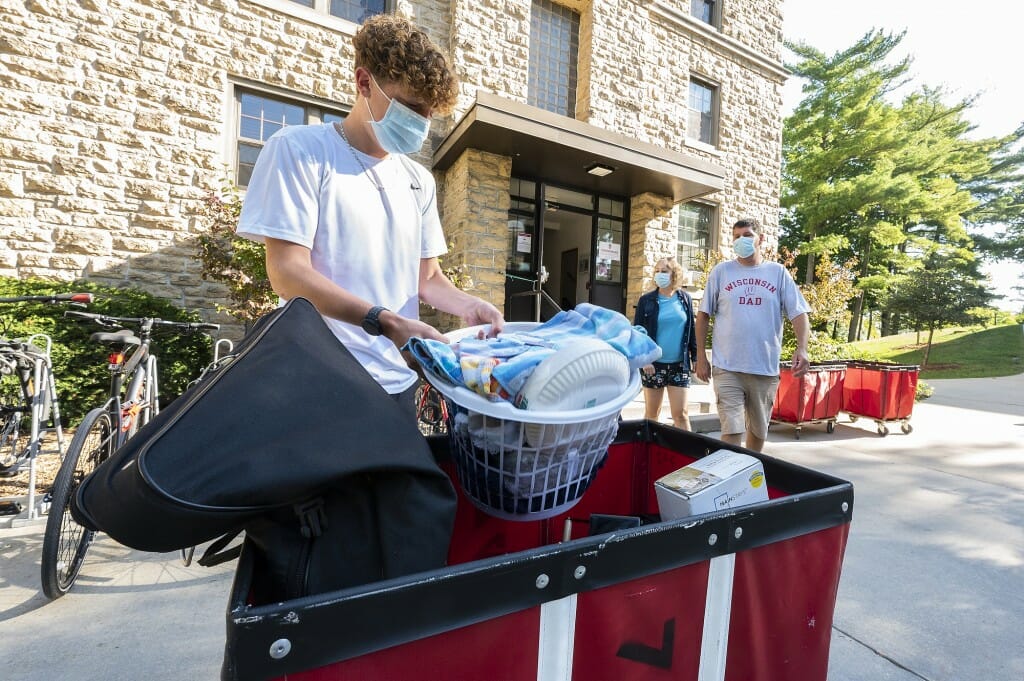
[695,218,811,452]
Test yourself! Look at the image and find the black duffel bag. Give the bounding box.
[72,297,456,598]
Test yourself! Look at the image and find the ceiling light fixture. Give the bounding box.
[585,162,615,177]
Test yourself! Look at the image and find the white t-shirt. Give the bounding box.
[698,260,810,376]
[236,123,448,394]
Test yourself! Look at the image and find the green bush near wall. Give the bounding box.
[0,277,216,424]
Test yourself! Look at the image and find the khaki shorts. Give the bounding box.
[712,367,780,440]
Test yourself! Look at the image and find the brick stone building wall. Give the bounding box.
[0,0,785,331]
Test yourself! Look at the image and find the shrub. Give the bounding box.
[915,380,934,401]
[0,277,215,423]
[195,188,277,325]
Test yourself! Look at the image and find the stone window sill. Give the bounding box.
[683,138,722,157]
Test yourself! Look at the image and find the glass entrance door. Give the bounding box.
[504,179,627,322]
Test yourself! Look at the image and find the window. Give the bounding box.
[690,0,717,26]
[687,77,717,146]
[288,0,387,24]
[507,178,538,274]
[595,216,625,283]
[676,201,714,273]
[235,90,345,187]
[528,0,580,117]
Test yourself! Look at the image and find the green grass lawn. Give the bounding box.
[843,322,1024,379]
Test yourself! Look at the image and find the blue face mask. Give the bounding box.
[366,76,431,155]
[654,272,672,288]
[733,235,757,258]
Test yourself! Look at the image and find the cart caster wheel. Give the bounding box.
[848,415,859,423]
[795,428,801,440]
[901,423,913,434]
[827,421,836,434]
[878,425,889,437]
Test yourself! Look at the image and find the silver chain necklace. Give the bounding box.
[334,122,384,192]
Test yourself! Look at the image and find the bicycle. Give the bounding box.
[415,379,449,436]
[40,310,219,599]
[0,293,93,523]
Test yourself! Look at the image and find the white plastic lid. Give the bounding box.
[515,338,629,412]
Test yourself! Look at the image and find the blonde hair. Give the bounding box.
[654,257,685,289]
[353,15,459,114]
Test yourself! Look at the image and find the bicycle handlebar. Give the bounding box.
[0,293,93,304]
[64,310,220,333]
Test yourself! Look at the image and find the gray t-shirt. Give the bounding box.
[698,260,810,376]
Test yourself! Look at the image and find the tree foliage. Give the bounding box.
[779,249,858,359]
[885,252,995,365]
[782,29,1024,342]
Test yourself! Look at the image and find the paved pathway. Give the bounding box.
[1,373,1021,680]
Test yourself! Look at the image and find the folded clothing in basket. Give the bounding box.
[406,304,660,402]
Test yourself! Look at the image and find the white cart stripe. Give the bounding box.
[697,554,736,681]
[537,594,577,681]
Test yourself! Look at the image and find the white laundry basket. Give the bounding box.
[424,323,641,520]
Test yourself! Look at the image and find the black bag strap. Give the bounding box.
[197,531,243,567]
[196,497,328,567]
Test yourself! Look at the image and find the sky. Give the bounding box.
[781,0,1022,310]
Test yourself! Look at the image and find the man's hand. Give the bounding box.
[695,353,711,383]
[641,364,654,376]
[790,313,811,378]
[791,349,810,378]
[461,298,505,338]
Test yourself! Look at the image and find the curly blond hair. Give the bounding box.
[353,15,459,115]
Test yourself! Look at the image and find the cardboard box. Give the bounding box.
[655,449,769,520]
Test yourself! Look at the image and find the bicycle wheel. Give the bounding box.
[0,369,28,472]
[0,406,25,473]
[40,407,113,599]
[417,385,448,435]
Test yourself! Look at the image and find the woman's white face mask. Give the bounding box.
[366,75,431,154]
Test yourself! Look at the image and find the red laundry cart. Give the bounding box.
[770,362,847,438]
[841,361,920,436]
[223,422,854,681]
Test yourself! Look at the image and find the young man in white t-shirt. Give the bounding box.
[695,218,811,452]
[237,15,504,414]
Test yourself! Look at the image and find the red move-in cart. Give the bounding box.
[223,422,854,681]
[841,361,920,436]
[770,362,847,438]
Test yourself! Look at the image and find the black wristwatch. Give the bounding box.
[361,305,388,336]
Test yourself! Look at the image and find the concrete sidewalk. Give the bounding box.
[2,373,1022,680]
[620,377,720,432]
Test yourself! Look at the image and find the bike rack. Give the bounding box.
[1,337,66,527]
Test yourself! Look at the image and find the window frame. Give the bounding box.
[675,200,717,277]
[528,0,581,118]
[289,0,391,24]
[231,84,348,188]
[686,76,719,147]
[246,0,391,31]
[689,0,720,28]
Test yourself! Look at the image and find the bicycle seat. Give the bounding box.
[90,330,141,346]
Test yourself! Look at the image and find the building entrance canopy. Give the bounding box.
[433,92,726,202]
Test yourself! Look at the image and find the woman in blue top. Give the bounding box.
[632,257,698,429]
